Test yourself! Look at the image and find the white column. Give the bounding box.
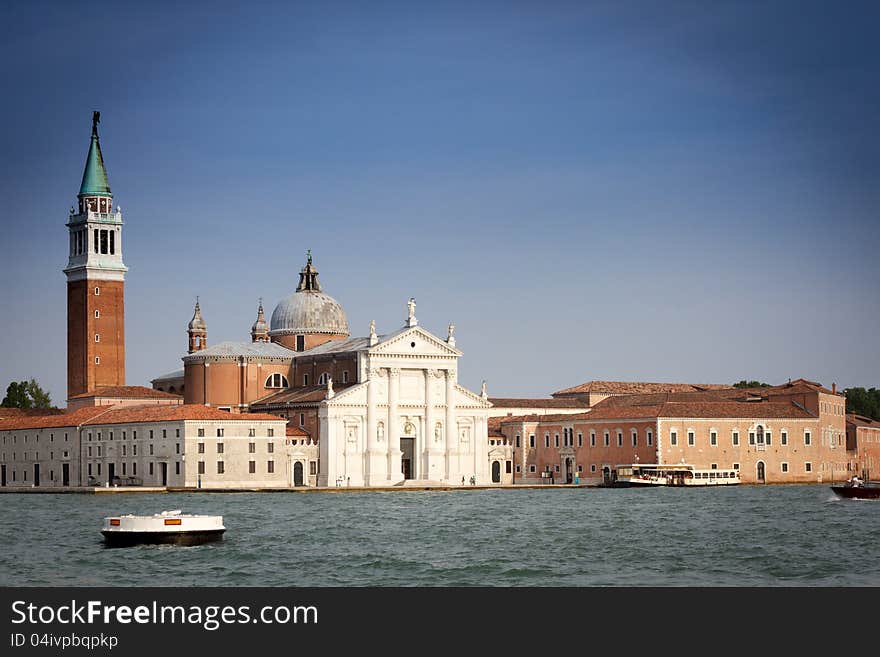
[387,368,402,483]
[424,369,435,480]
[445,368,457,483]
[365,368,385,486]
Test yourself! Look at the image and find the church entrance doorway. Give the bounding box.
[400,437,415,479]
[107,463,114,487]
[293,461,304,487]
[491,461,501,483]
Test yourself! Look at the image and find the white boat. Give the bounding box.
[612,463,741,487]
[101,510,225,547]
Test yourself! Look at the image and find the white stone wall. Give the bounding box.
[0,426,80,488]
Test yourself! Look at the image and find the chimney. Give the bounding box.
[832,382,837,394]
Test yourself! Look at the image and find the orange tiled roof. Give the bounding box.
[68,386,182,400]
[0,407,65,418]
[81,404,285,426]
[251,384,355,407]
[286,425,309,437]
[658,401,813,419]
[847,413,880,428]
[488,398,587,409]
[552,381,733,397]
[0,406,113,431]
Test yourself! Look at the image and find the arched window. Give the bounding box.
[756,425,765,445]
[265,373,289,389]
[318,373,327,385]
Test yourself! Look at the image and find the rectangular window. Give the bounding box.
[267,428,274,437]
[109,230,115,255]
[198,442,205,454]
[765,431,772,445]
[670,431,677,446]
[781,431,788,446]
[122,462,126,475]
[544,434,550,448]
[249,442,256,454]
[310,461,317,475]
[133,445,137,456]
[590,464,596,473]
[249,428,256,437]
[577,433,583,447]
[162,429,167,438]
[749,432,755,445]
[604,432,610,447]
[122,445,126,456]
[267,460,275,474]
[149,462,154,476]
[94,229,99,253]
[217,428,224,437]
[300,414,305,427]
[121,431,126,440]
[149,430,154,439]
[554,465,560,473]
[303,374,309,386]
[710,431,717,446]
[529,465,536,473]
[647,430,653,447]
[175,443,180,454]
[267,443,274,454]
[132,463,137,476]
[781,462,789,473]
[175,429,180,438]
[249,461,256,474]
[529,435,535,448]
[149,444,154,456]
[733,431,739,446]
[590,432,596,447]
[733,463,740,470]
[198,461,205,475]
[617,432,622,447]
[687,431,695,446]
[515,435,521,448]
[198,428,205,437]
[805,431,811,446]
[132,430,136,439]
[631,432,637,447]
[805,462,812,472]
[515,465,521,473]
[217,443,224,454]
[554,434,559,448]
[100,229,108,254]
[296,335,305,351]
[88,464,92,476]
[217,461,225,474]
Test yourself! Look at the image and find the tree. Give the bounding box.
[1,379,53,409]
[844,387,880,421]
[733,380,771,389]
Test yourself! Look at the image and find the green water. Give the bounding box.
[1,485,876,586]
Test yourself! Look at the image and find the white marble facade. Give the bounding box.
[317,324,495,486]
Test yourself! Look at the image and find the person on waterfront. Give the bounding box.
[461,476,465,486]
[470,475,475,486]
[850,475,862,487]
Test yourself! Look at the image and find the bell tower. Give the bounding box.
[64,112,127,400]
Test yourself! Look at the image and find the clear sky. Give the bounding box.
[1,0,878,405]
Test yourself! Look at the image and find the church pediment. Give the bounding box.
[369,326,462,358]
[455,384,492,408]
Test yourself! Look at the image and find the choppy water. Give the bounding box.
[1,485,877,586]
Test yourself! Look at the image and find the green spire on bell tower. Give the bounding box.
[78,111,112,197]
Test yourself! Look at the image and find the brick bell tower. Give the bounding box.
[64,112,127,400]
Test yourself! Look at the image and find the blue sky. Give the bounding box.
[1,0,878,405]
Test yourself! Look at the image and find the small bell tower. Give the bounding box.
[251,299,269,343]
[188,298,207,353]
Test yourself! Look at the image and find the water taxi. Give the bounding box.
[612,463,741,487]
[101,510,225,547]
[831,477,880,500]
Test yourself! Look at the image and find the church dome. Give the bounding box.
[269,255,349,337]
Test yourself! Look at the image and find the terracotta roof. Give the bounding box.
[658,401,814,419]
[552,381,732,397]
[0,406,114,431]
[81,405,285,426]
[500,412,593,426]
[0,407,65,418]
[764,379,839,396]
[488,398,587,409]
[285,425,309,437]
[251,384,355,407]
[847,413,880,428]
[68,386,183,400]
